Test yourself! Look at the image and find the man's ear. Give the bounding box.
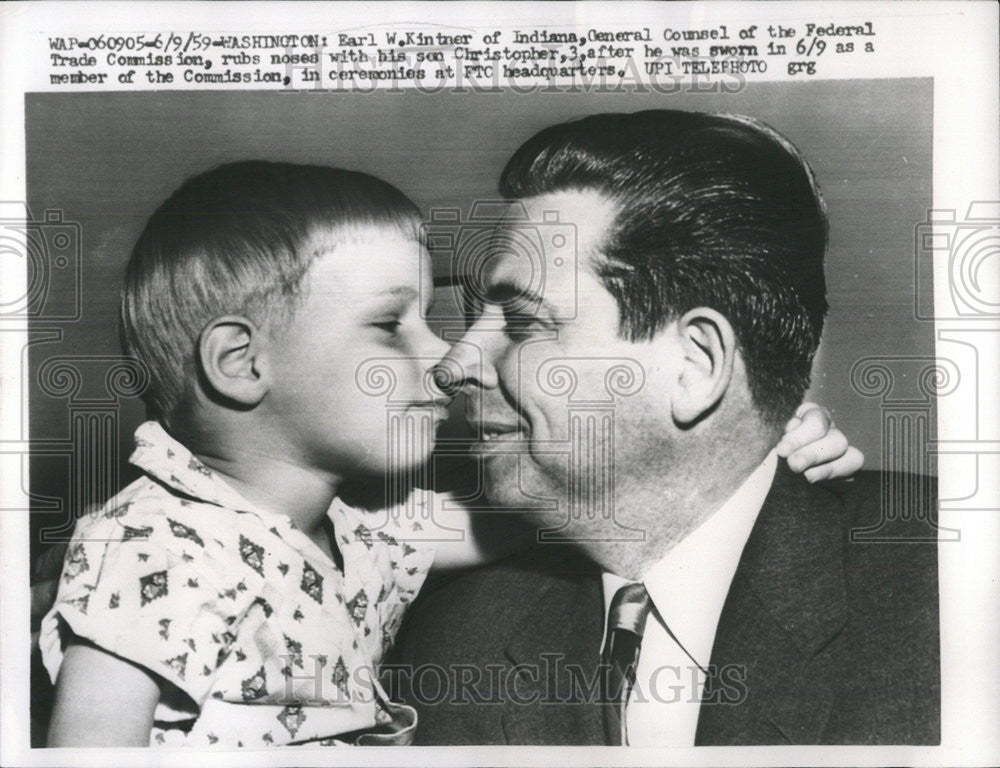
[197,315,270,407]
[671,307,736,426]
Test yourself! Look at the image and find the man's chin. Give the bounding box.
[480,457,566,516]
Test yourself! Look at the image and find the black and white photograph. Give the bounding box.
[1,2,997,766]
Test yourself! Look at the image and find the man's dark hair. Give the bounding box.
[122,160,421,425]
[499,110,829,427]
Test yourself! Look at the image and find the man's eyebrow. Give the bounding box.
[484,281,558,316]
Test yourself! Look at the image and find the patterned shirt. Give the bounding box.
[40,421,436,747]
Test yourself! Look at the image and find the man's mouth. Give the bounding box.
[477,422,528,443]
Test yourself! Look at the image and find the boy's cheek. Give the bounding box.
[355,356,441,403]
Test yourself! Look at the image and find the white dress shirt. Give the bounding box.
[601,451,777,746]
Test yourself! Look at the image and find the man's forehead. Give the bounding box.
[481,242,577,311]
[485,188,616,282]
[470,191,618,322]
[499,189,617,244]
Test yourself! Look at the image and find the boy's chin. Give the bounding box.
[345,453,435,481]
[337,460,434,511]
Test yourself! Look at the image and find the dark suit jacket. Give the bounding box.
[387,465,940,745]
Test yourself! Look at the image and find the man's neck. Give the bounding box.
[587,435,775,580]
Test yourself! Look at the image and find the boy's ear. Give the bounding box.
[670,307,737,426]
[198,315,270,407]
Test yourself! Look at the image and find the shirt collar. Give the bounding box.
[602,451,777,666]
[129,420,270,514]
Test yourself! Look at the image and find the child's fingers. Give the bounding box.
[794,402,825,419]
[30,579,58,628]
[32,542,67,582]
[776,405,832,457]
[803,446,865,482]
[781,415,802,437]
[786,429,850,473]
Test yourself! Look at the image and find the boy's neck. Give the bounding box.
[173,417,341,549]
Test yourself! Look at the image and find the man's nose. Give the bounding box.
[419,326,454,399]
[431,328,500,397]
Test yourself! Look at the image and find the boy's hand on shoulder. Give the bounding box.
[31,505,99,640]
[31,542,67,653]
[776,402,864,482]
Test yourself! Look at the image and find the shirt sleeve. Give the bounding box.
[39,510,251,716]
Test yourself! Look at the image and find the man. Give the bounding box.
[387,110,940,745]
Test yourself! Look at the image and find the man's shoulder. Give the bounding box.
[705,466,941,744]
[392,545,601,661]
[754,465,937,548]
[773,466,939,674]
[817,467,939,603]
[747,464,939,637]
[411,545,600,617]
[815,468,939,550]
[817,468,937,505]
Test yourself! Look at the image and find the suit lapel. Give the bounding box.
[499,549,607,745]
[697,464,848,744]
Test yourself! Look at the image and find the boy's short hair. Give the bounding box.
[122,160,422,425]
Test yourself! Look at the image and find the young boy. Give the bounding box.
[40,161,859,748]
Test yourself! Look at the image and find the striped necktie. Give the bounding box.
[601,582,653,745]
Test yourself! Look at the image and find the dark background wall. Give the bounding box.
[25,79,934,550]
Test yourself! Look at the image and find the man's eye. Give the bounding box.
[503,313,538,340]
[462,298,484,329]
[372,320,401,333]
[463,310,482,330]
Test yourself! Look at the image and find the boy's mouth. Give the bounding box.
[409,399,451,422]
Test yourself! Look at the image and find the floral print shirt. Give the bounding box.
[40,421,436,747]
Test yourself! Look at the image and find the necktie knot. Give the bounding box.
[607,582,652,637]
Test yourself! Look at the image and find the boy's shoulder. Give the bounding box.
[60,477,272,615]
[72,474,237,554]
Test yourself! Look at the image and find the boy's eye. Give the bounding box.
[372,320,401,333]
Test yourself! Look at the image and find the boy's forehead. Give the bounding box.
[304,223,430,297]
